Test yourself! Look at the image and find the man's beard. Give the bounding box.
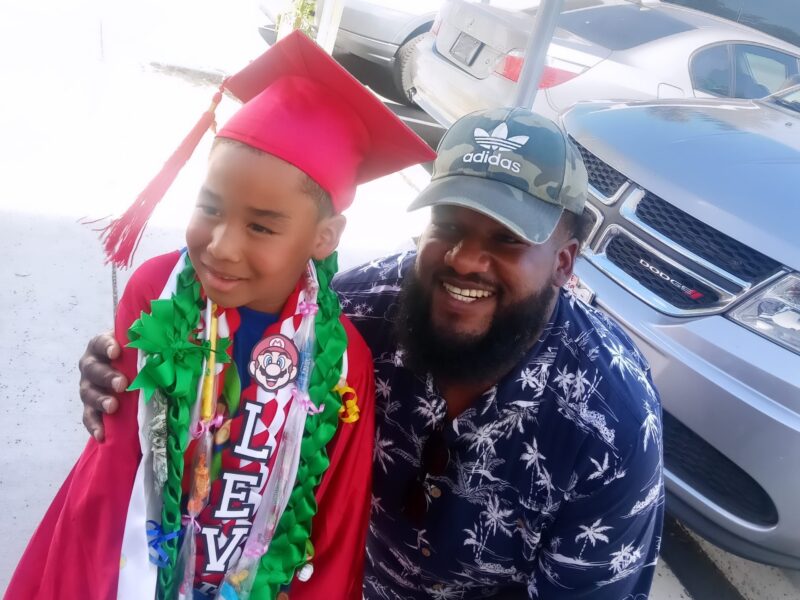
[394,269,557,384]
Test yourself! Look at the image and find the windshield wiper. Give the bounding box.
[771,97,800,114]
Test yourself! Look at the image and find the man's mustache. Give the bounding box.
[434,267,498,289]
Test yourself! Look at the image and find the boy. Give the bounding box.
[6,31,435,600]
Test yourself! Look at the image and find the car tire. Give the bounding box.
[393,32,429,106]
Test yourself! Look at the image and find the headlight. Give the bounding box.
[729,273,800,354]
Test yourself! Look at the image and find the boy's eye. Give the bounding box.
[249,223,276,235]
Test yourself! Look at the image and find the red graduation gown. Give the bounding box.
[6,251,375,600]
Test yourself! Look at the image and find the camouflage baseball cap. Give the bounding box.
[409,107,588,244]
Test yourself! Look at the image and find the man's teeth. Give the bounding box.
[442,282,493,303]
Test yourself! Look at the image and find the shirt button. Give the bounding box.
[421,547,431,557]
[277,593,289,600]
[430,485,442,498]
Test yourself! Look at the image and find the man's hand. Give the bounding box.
[79,332,128,442]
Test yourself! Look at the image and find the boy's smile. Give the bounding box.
[185,139,344,313]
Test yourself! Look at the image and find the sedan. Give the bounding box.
[259,0,440,103]
[412,0,800,124]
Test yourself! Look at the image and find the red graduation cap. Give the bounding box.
[101,30,436,268]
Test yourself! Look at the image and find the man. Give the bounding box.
[78,108,664,598]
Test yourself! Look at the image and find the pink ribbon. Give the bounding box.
[190,413,224,439]
[292,388,324,415]
[243,542,267,558]
[182,515,201,533]
[298,301,318,317]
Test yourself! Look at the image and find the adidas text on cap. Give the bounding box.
[409,107,588,244]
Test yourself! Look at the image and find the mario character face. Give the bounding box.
[249,334,299,392]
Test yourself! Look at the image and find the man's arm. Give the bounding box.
[78,251,188,440]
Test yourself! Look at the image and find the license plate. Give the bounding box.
[565,274,596,305]
[450,32,483,66]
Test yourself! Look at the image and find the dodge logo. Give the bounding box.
[639,259,704,300]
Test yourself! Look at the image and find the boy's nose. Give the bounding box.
[207,223,242,263]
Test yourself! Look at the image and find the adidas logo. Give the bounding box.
[462,122,529,173]
[473,123,529,152]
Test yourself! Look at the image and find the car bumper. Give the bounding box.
[258,22,399,68]
[334,27,398,66]
[412,36,550,126]
[573,256,800,568]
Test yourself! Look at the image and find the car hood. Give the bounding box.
[563,98,800,271]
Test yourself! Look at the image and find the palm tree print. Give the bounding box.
[609,542,643,575]
[413,394,445,429]
[481,495,514,538]
[575,518,612,559]
[374,426,395,473]
[375,377,392,400]
[641,403,660,452]
[588,453,609,481]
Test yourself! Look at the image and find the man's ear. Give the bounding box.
[312,214,347,261]
[552,236,580,288]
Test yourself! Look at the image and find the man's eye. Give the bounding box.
[432,222,459,236]
[198,205,220,217]
[249,223,276,235]
[496,234,523,245]
[264,356,272,365]
[278,356,285,369]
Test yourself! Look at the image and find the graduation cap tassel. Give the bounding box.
[100,89,224,268]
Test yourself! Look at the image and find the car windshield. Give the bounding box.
[556,3,695,51]
[768,86,800,113]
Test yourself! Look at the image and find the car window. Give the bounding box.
[733,44,800,97]
[662,0,800,48]
[691,44,732,96]
[556,4,695,51]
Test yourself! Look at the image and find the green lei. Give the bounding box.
[127,253,346,599]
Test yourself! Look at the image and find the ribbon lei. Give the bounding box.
[146,520,182,568]
[298,300,318,317]
[292,387,323,415]
[217,261,322,600]
[177,300,220,599]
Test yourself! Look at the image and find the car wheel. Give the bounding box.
[393,32,429,106]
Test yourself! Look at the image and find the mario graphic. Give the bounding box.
[249,334,300,392]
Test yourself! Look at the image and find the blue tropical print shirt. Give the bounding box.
[333,252,665,600]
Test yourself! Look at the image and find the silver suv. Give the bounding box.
[560,87,800,568]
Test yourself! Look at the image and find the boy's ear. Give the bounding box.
[312,214,347,261]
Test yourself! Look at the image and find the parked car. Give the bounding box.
[258,0,440,103]
[663,0,800,49]
[412,0,800,125]
[559,86,800,568]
